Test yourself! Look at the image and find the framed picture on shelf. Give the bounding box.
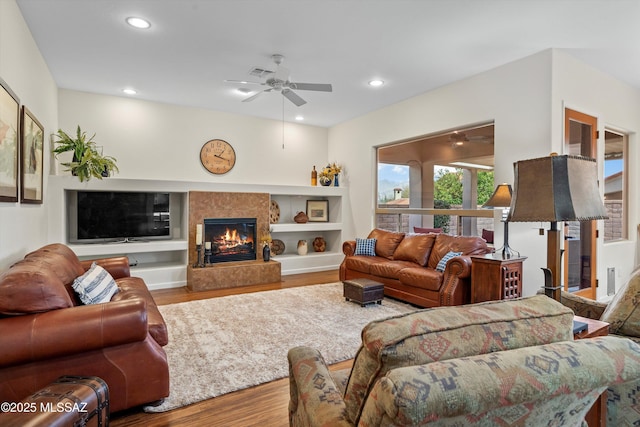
[0,77,20,203]
[20,106,44,204]
[306,200,329,222]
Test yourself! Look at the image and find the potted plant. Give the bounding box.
[52,126,118,182]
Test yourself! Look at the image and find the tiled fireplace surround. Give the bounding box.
[187,191,281,291]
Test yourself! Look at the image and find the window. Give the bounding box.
[603,129,628,241]
[375,124,494,235]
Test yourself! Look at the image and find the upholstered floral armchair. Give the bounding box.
[559,267,640,344]
[288,295,640,426]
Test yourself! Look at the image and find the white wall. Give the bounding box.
[329,48,640,298]
[0,0,58,269]
[57,90,328,185]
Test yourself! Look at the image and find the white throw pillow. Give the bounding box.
[72,262,119,304]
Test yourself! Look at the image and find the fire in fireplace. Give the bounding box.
[204,218,257,263]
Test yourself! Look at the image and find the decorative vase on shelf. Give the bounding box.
[313,236,326,252]
[311,166,317,186]
[319,176,332,186]
[333,173,339,187]
[294,211,309,223]
[262,243,271,262]
[297,240,308,256]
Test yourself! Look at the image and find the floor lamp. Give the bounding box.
[507,154,608,301]
[483,183,517,259]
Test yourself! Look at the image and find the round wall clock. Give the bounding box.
[200,139,236,174]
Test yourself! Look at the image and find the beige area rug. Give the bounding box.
[144,282,415,412]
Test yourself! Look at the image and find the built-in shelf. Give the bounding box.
[270,188,345,274]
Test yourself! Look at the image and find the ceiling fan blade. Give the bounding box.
[224,79,265,86]
[242,88,272,103]
[282,88,306,106]
[290,82,332,92]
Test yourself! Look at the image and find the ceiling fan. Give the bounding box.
[225,54,332,106]
[449,131,493,146]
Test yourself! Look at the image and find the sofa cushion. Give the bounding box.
[354,238,376,256]
[24,243,85,284]
[369,261,419,279]
[427,233,489,269]
[0,261,73,315]
[397,267,443,291]
[344,255,388,274]
[342,295,575,424]
[72,262,119,305]
[392,233,436,266]
[367,229,404,259]
[600,268,640,337]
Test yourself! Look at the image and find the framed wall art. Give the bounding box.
[0,77,20,203]
[20,106,44,204]
[306,200,329,222]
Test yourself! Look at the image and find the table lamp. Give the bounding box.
[483,183,517,259]
[507,154,608,301]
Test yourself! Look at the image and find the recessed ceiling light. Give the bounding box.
[368,79,384,87]
[126,17,151,29]
[122,88,137,95]
[295,115,304,121]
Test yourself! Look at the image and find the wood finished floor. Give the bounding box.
[111,270,348,427]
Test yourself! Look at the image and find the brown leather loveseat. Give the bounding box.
[340,228,490,307]
[0,243,170,413]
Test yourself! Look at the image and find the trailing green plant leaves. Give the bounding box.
[53,126,118,182]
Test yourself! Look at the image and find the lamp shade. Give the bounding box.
[483,184,512,208]
[508,154,608,222]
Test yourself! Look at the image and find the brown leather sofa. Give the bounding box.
[340,229,491,307]
[0,243,170,413]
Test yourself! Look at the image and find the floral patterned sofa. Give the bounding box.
[288,295,640,426]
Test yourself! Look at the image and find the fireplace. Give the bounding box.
[204,218,257,263]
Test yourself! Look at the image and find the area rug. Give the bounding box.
[144,282,415,412]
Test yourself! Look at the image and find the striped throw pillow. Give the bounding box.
[72,262,119,305]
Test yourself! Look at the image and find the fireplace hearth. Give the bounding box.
[204,218,257,263]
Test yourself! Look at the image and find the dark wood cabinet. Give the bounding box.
[471,255,526,303]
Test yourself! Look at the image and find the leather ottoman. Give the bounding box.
[343,278,384,306]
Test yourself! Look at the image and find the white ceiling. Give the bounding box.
[16,0,640,128]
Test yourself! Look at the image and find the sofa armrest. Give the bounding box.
[342,241,356,257]
[288,346,352,427]
[0,299,148,367]
[438,255,472,306]
[560,290,608,319]
[80,256,131,279]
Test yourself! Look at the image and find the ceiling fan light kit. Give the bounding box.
[228,54,332,107]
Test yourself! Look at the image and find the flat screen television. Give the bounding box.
[68,191,171,243]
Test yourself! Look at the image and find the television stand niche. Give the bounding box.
[69,239,188,290]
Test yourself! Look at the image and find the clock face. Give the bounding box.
[200,139,236,175]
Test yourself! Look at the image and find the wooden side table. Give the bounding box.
[470,254,527,303]
[573,315,610,426]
